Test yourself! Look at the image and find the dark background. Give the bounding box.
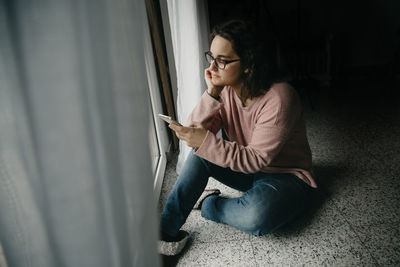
[207,0,400,108]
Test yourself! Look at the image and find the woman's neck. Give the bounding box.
[232,85,252,107]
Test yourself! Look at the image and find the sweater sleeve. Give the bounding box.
[194,88,301,173]
[185,90,223,134]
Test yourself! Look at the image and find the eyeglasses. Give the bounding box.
[205,51,240,70]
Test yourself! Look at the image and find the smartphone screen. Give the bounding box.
[157,114,181,125]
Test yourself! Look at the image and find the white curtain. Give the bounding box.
[166,0,210,173]
[0,0,159,266]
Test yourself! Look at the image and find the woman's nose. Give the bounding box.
[209,60,218,71]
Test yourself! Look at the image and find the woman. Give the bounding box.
[159,20,317,256]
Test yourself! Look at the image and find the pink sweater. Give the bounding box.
[187,82,317,188]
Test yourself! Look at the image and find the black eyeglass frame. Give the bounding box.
[205,51,240,70]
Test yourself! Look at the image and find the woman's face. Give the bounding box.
[208,35,242,88]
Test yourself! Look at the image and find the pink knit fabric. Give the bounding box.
[186,82,317,188]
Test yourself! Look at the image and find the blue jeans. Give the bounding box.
[160,150,314,237]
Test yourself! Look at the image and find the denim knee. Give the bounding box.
[200,195,273,236]
[200,195,220,221]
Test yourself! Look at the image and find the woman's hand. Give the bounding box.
[205,67,224,98]
[169,122,207,148]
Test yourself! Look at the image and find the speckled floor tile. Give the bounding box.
[327,164,400,228]
[251,234,376,266]
[309,125,399,205]
[355,222,400,266]
[343,118,400,175]
[307,120,354,165]
[333,188,400,228]
[250,200,377,266]
[176,240,256,267]
[307,104,400,177]
[251,236,318,266]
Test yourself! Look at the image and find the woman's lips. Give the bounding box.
[211,73,219,78]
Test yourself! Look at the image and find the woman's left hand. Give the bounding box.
[169,122,207,148]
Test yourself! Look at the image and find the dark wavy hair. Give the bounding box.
[210,20,281,102]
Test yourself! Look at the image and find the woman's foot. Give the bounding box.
[158,230,190,256]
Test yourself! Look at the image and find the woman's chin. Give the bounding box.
[212,77,222,84]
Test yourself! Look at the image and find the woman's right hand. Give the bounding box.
[205,68,224,98]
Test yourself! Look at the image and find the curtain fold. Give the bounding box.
[166,0,210,173]
[0,0,159,266]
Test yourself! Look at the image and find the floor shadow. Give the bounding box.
[160,254,179,267]
[312,164,349,198]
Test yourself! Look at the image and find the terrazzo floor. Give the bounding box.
[158,83,400,266]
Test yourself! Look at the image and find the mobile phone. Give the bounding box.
[157,114,181,125]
